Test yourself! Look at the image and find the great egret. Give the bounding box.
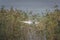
[20,20,39,25]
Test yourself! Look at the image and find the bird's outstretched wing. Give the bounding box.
[20,21,32,24]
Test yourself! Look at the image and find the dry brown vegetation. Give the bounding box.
[0,5,60,40]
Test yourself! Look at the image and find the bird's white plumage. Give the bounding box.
[20,20,32,24]
[20,20,39,25]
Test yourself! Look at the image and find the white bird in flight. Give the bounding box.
[20,20,39,25]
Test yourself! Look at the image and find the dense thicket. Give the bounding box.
[0,6,60,40]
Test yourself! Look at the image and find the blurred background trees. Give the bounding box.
[0,5,60,40]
